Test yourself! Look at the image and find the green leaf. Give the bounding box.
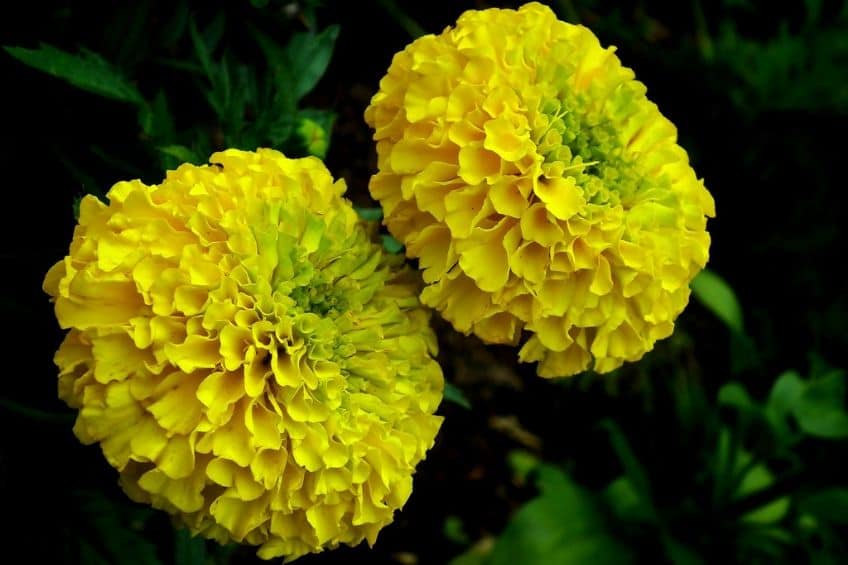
[376,0,427,38]
[91,145,144,177]
[449,539,493,565]
[285,25,340,100]
[737,465,790,524]
[0,397,74,423]
[75,491,160,565]
[54,148,101,200]
[444,515,471,545]
[599,420,654,518]
[158,145,203,166]
[487,466,633,565]
[604,476,653,523]
[174,529,206,565]
[188,19,215,81]
[507,449,541,484]
[159,0,190,49]
[250,26,298,137]
[765,370,804,433]
[690,269,745,334]
[444,382,471,409]
[718,382,755,411]
[201,12,226,57]
[661,538,705,565]
[732,450,790,525]
[381,234,404,254]
[798,489,848,524]
[793,369,848,438]
[4,43,144,105]
[355,207,383,222]
[138,90,176,142]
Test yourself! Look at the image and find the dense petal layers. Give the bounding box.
[44,148,444,560]
[365,2,715,377]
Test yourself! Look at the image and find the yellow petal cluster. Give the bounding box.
[364,2,715,377]
[43,148,444,560]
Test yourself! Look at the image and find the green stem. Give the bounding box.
[693,0,714,61]
[0,397,75,424]
[376,0,427,39]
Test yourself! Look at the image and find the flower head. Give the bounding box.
[365,2,715,377]
[44,149,444,559]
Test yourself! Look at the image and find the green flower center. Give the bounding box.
[531,90,643,209]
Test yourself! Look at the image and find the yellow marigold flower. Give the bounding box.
[43,148,444,560]
[364,2,715,377]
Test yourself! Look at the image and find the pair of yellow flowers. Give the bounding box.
[44,3,714,560]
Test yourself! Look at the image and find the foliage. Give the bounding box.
[452,356,848,563]
[4,1,338,182]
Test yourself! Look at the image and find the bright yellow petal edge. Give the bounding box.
[364,2,715,377]
[43,148,444,560]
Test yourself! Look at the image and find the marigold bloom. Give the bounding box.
[44,149,444,559]
[365,2,715,377]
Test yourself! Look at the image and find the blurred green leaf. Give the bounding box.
[80,540,111,565]
[603,476,653,523]
[91,145,145,177]
[444,382,471,409]
[0,397,74,423]
[718,382,755,411]
[691,269,745,334]
[54,147,101,201]
[376,0,427,38]
[158,145,203,166]
[201,12,226,56]
[450,538,494,565]
[381,234,404,254]
[765,370,804,434]
[75,491,160,565]
[355,207,383,222]
[799,489,848,524]
[661,538,705,565]
[600,420,654,518]
[106,1,151,69]
[508,449,541,484]
[712,19,848,114]
[444,515,471,545]
[4,43,144,105]
[736,463,790,524]
[174,529,206,565]
[793,369,848,439]
[159,0,190,49]
[188,19,216,83]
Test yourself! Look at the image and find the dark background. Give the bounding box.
[1,1,846,563]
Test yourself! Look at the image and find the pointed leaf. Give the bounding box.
[444,382,471,409]
[285,25,340,99]
[691,269,744,334]
[793,369,848,438]
[488,466,633,565]
[4,44,144,105]
[158,145,203,166]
